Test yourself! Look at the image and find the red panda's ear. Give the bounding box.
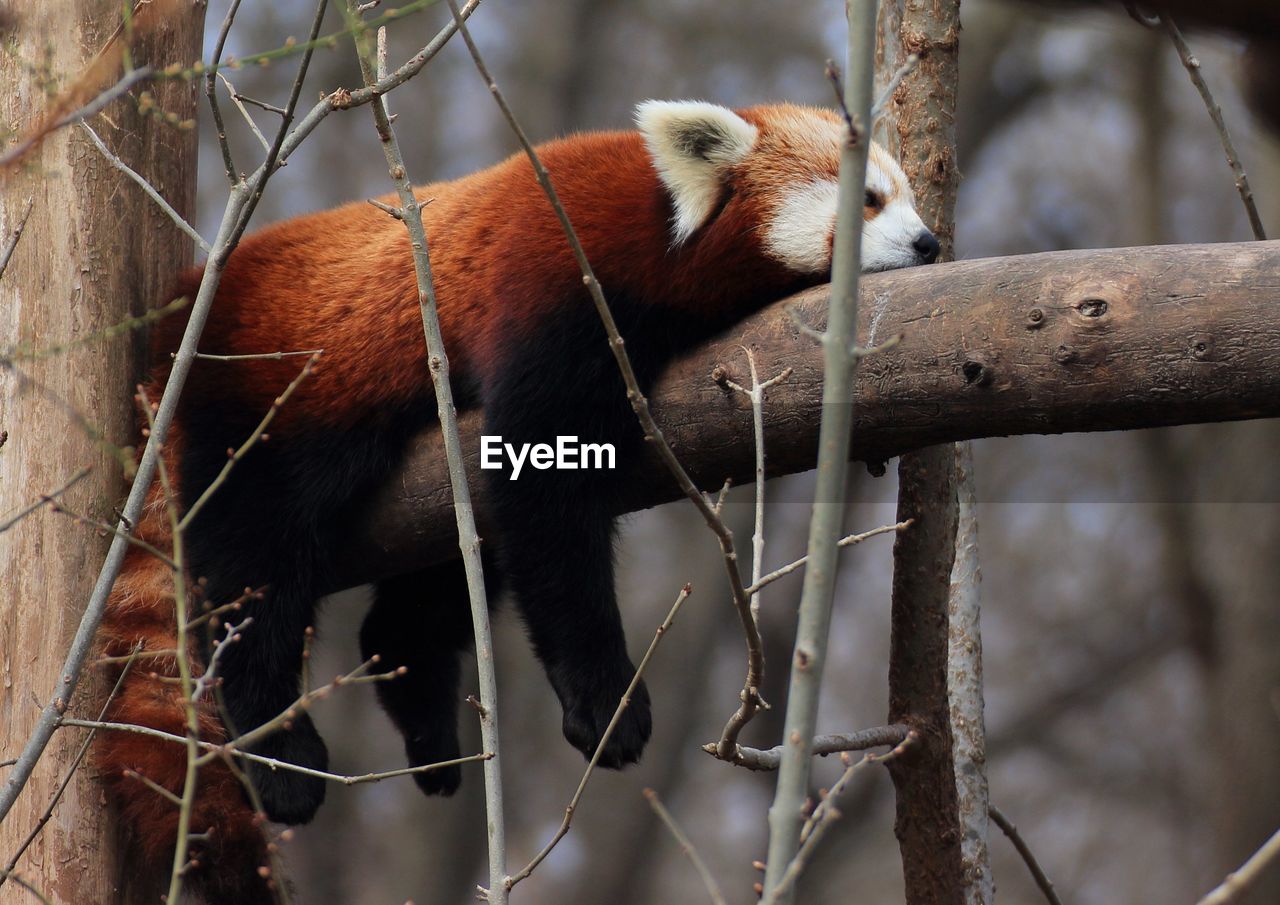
[636,100,758,244]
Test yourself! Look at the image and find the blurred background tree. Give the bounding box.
[192,1,1280,902]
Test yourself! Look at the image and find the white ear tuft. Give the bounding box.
[636,100,758,244]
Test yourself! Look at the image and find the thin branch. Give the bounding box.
[705,723,910,772]
[505,584,693,891]
[225,0,330,250]
[206,0,246,184]
[989,804,1065,905]
[872,53,919,120]
[1196,826,1280,905]
[0,67,155,170]
[134,386,203,905]
[45,498,178,569]
[744,521,910,597]
[275,0,483,172]
[123,769,184,806]
[0,645,141,889]
[2,296,189,364]
[0,871,53,905]
[192,348,323,361]
[718,348,792,625]
[761,731,917,905]
[444,0,768,768]
[346,4,506,900]
[198,657,395,763]
[1161,15,1267,240]
[230,91,287,116]
[178,352,321,531]
[761,4,878,898]
[643,788,728,905]
[58,715,485,786]
[217,72,272,153]
[80,123,211,254]
[0,470,90,535]
[191,617,254,702]
[0,197,34,281]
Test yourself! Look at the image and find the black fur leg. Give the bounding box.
[495,496,653,767]
[213,578,329,824]
[481,296,685,769]
[240,716,329,824]
[180,412,429,826]
[361,559,502,796]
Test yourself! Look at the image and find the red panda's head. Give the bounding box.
[636,100,938,275]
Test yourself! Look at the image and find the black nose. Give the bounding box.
[913,231,940,264]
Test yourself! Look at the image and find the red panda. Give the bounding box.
[95,100,936,900]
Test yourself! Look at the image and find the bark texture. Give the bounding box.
[0,5,202,903]
[343,240,1280,586]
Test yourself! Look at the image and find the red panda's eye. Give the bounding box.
[865,189,883,210]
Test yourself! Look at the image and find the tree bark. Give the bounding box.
[0,5,202,904]
[343,240,1280,586]
[877,0,974,901]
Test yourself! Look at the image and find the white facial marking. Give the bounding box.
[764,179,839,274]
[636,100,759,244]
[861,149,930,272]
[861,197,930,272]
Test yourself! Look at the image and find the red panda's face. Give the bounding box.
[636,101,938,275]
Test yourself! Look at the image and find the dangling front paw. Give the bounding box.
[245,714,328,824]
[404,723,464,797]
[560,670,652,768]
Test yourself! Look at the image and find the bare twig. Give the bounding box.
[644,788,728,905]
[274,0,483,172]
[505,584,694,891]
[872,53,919,120]
[192,348,323,361]
[0,198,34,281]
[0,871,53,905]
[230,91,287,116]
[132,386,203,905]
[217,72,272,153]
[1161,16,1267,240]
[80,122,211,254]
[761,732,917,905]
[761,4,878,900]
[0,470,90,535]
[191,617,253,702]
[0,67,155,170]
[45,498,178,569]
[989,804,1065,905]
[206,0,245,184]
[719,348,792,625]
[445,0,768,768]
[988,808,1059,905]
[346,4,507,900]
[744,520,910,597]
[705,723,910,772]
[1196,826,1280,905]
[123,769,184,806]
[178,352,321,530]
[0,646,141,890]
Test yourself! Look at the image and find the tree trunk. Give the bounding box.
[0,4,202,903]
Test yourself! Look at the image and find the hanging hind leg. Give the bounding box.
[360,556,502,796]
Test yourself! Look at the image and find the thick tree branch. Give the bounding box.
[342,240,1280,587]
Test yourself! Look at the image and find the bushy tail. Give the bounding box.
[95,474,278,903]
